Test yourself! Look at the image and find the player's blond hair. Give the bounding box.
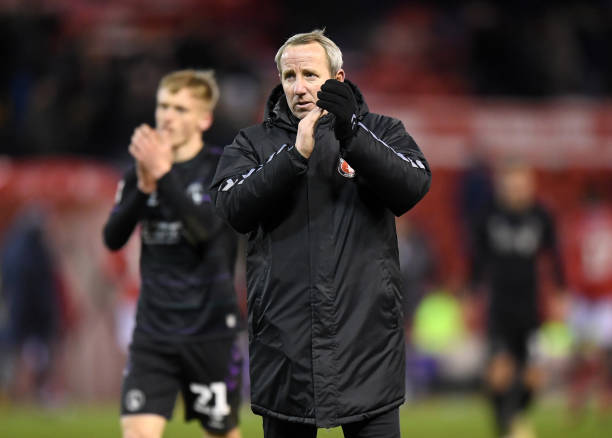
[275,29,343,76]
[158,69,220,111]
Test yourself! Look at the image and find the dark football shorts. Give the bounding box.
[487,316,536,367]
[120,335,243,434]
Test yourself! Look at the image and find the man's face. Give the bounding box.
[155,87,210,149]
[280,42,342,119]
[497,166,535,211]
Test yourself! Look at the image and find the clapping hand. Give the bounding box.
[129,124,173,191]
[316,79,358,142]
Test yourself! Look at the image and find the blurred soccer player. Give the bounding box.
[103,70,242,438]
[564,187,612,415]
[468,161,566,438]
[211,29,431,438]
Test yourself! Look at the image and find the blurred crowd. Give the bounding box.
[1,0,611,159]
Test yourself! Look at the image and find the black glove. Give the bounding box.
[316,79,358,142]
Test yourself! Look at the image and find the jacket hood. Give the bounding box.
[264,79,370,130]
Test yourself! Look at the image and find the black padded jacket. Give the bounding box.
[211,81,431,427]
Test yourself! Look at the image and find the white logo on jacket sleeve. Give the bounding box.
[221,178,236,192]
[337,157,356,178]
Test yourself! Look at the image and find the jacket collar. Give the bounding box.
[264,80,369,131]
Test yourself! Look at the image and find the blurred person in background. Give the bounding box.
[211,29,431,438]
[563,185,612,416]
[458,148,494,248]
[0,206,62,403]
[396,218,436,324]
[466,161,567,438]
[396,218,437,400]
[102,70,242,438]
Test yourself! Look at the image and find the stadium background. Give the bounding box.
[1,1,612,436]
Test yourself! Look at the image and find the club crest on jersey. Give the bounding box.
[187,182,204,205]
[337,157,356,178]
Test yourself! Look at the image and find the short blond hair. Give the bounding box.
[275,29,343,76]
[158,69,220,111]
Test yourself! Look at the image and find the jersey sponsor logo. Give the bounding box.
[488,217,542,256]
[125,389,146,412]
[338,157,356,178]
[142,220,182,245]
[190,382,231,427]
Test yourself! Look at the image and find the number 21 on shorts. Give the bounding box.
[190,382,231,417]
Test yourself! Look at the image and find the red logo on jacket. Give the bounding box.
[337,157,356,178]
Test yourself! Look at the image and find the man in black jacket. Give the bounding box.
[211,30,431,438]
[103,70,242,438]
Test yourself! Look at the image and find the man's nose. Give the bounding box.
[294,77,307,95]
[160,109,174,122]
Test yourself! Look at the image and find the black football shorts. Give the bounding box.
[120,335,243,434]
[487,317,536,367]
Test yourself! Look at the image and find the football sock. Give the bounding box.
[490,390,512,437]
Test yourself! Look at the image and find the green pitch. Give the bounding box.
[1,396,609,437]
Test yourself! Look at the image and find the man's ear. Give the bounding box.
[199,112,213,133]
[335,69,345,82]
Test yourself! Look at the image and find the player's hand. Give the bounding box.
[135,160,156,194]
[316,79,358,142]
[129,124,173,180]
[295,107,326,159]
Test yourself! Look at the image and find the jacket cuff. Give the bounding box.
[287,144,309,166]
